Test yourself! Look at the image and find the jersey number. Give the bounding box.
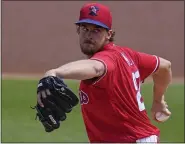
[132,70,145,111]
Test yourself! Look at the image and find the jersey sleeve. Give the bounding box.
[82,52,115,87]
[134,52,160,81]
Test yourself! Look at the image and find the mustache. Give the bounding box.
[84,39,95,44]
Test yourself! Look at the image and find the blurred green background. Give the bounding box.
[2,79,184,142]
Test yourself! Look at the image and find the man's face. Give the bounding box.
[77,23,111,56]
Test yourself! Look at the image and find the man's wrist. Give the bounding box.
[153,95,165,102]
[44,69,57,77]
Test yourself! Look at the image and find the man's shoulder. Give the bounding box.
[91,44,138,63]
[91,49,115,60]
[111,44,138,59]
[117,45,136,53]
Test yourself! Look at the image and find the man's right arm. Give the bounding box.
[152,57,172,102]
[150,57,172,119]
[131,50,172,99]
[133,51,172,120]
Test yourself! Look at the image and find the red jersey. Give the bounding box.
[79,42,160,143]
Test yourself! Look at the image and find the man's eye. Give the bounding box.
[82,27,88,31]
[93,29,100,33]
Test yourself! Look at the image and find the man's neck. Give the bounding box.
[86,41,112,59]
[104,40,110,46]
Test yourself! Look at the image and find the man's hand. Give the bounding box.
[151,97,171,122]
[32,76,79,132]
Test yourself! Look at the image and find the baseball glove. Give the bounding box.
[31,76,79,132]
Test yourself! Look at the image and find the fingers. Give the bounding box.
[151,111,156,120]
[162,108,171,116]
[37,89,51,107]
[151,108,171,120]
[46,89,51,95]
[37,93,44,107]
[162,101,171,116]
[151,100,171,120]
[41,91,47,98]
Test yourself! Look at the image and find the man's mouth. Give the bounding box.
[84,40,94,44]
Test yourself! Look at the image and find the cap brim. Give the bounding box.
[75,19,110,30]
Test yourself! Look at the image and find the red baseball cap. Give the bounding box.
[75,3,112,30]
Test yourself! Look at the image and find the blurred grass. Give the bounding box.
[1,79,184,142]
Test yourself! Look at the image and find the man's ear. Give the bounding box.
[76,25,80,34]
[106,30,113,40]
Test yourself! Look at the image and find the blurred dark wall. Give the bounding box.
[2,1,184,76]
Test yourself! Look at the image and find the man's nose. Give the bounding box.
[86,31,93,38]
[86,30,91,36]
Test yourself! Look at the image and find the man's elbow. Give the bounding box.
[156,58,172,74]
[152,58,172,85]
[162,60,171,74]
[164,59,171,70]
[93,65,105,77]
[91,60,106,77]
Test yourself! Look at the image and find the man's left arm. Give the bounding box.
[44,59,106,80]
[33,59,109,132]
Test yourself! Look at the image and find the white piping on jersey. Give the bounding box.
[90,58,108,85]
[121,52,134,66]
[151,55,159,74]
